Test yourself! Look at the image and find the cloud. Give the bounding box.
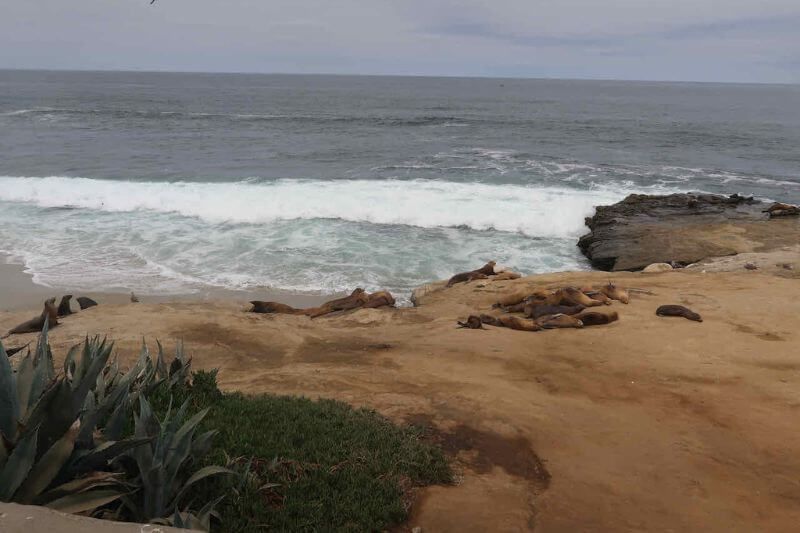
[0,0,798,83]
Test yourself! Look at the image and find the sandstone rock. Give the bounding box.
[577,193,800,271]
[643,263,673,273]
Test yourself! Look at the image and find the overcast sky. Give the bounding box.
[1,0,798,83]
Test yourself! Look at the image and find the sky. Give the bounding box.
[1,0,799,83]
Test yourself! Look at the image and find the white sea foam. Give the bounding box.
[0,176,642,238]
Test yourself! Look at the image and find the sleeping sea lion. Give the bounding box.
[3,298,58,338]
[574,310,619,326]
[582,290,613,305]
[479,314,541,332]
[763,202,799,217]
[525,304,585,319]
[362,290,396,309]
[536,313,584,329]
[308,288,370,318]
[600,282,630,304]
[57,295,73,317]
[656,305,702,322]
[77,296,98,310]
[249,301,306,315]
[457,315,484,329]
[557,287,604,307]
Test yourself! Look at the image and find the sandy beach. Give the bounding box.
[2,246,799,532]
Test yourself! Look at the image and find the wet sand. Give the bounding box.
[2,248,799,532]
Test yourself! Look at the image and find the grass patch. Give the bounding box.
[149,371,452,532]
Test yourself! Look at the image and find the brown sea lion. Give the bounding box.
[76,296,98,310]
[479,314,541,332]
[308,288,370,318]
[764,202,799,217]
[525,304,585,319]
[536,313,584,329]
[2,298,59,338]
[656,305,702,322]
[557,287,604,307]
[574,310,619,326]
[600,282,630,304]
[57,295,73,317]
[362,290,396,309]
[457,315,484,329]
[447,261,496,287]
[582,290,613,305]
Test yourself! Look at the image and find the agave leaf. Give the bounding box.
[16,420,81,503]
[0,426,39,500]
[191,430,217,458]
[173,465,236,508]
[77,392,98,446]
[14,352,35,423]
[156,340,168,380]
[69,437,151,477]
[0,339,20,441]
[46,488,125,514]
[30,379,75,458]
[63,345,80,383]
[194,494,225,532]
[103,392,130,442]
[39,471,122,502]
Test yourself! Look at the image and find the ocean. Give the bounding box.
[1,70,798,301]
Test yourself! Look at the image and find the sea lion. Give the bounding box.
[308,288,370,318]
[557,287,604,307]
[582,290,613,305]
[457,315,484,329]
[574,310,619,326]
[479,314,541,332]
[362,290,396,309]
[130,291,139,303]
[57,295,73,317]
[536,313,584,329]
[77,296,98,310]
[447,261,496,287]
[2,298,59,338]
[656,305,702,322]
[494,289,556,309]
[600,282,630,304]
[764,202,800,217]
[525,304,585,319]
[249,301,306,315]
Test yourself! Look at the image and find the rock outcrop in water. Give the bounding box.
[578,193,800,271]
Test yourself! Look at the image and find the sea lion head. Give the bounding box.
[603,282,630,304]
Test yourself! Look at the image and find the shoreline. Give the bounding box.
[0,255,336,312]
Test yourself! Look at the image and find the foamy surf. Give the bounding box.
[0,176,648,238]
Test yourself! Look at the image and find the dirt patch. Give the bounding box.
[407,414,550,489]
[170,322,286,365]
[296,337,395,365]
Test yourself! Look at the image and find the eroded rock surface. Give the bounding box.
[578,193,800,271]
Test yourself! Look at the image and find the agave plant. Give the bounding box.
[118,395,233,530]
[0,319,148,512]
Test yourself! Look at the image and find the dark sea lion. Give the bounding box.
[249,301,306,315]
[457,315,484,329]
[57,295,73,317]
[536,313,584,329]
[600,282,630,304]
[473,261,498,276]
[557,287,603,307]
[479,314,541,332]
[3,298,59,338]
[525,304,585,319]
[656,305,702,322]
[574,310,619,326]
[77,296,98,310]
[362,290,396,309]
